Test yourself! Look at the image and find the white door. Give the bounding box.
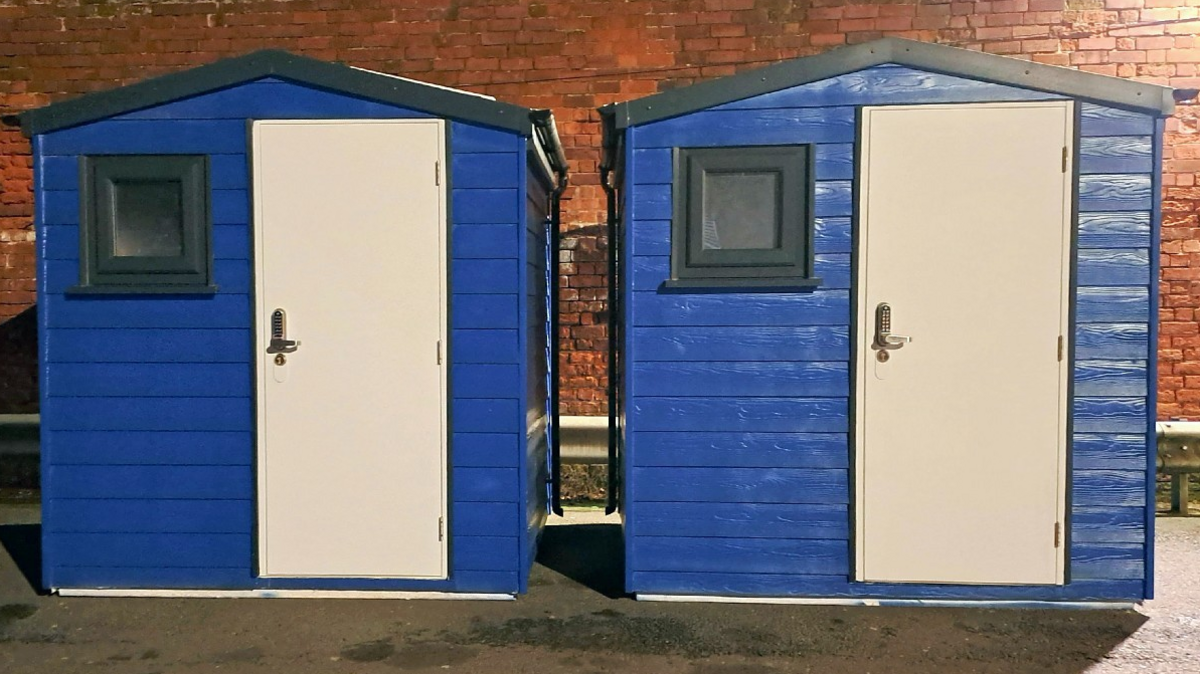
[855,102,1073,585]
[253,120,447,579]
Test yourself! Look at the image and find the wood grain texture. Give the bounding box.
[1071,543,1144,580]
[632,326,849,362]
[1076,287,1149,324]
[631,503,848,539]
[1076,249,1150,286]
[1073,397,1147,434]
[1073,434,1150,471]
[632,361,848,397]
[632,466,848,504]
[1078,212,1152,249]
[711,65,1062,111]
[637,107,856,148]
[1074,323,1149,360]
[632,432,848,468]
[628,217,851,257]
[631,397,848,432]
[1078,174,1153,212]
[1079,103,1156,137]
[1072,507,1145,544]
[1073,360,1148,397]
[1072,470,1147,508]
[1078,136,1154,175]
[632,536,848,574]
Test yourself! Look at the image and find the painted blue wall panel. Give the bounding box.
[621,71,1155,602]
[44,294,251,329]
[43,120,247,154]
[47,533,250,568]
[451,329,520,364]
[45,328,251,364]
[45,397,252,432]
[114,80,430,121]
[453,501,520,536]
[452,399,521,433]
[452,467,519,502]
[453,295,519,329]
[49,465,252,499]
[453,152,521,188]
[50,566,254,590]
[633,537,848,575]
[453,433,520,468]
[453,259,519,294]
[45,430,251,466]
[453,224,521,259]
[45,363,252,398]
[454,536,520,572]
[47,499,253,534]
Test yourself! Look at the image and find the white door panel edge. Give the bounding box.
[854,102,1072,586]
[253,119,448,579]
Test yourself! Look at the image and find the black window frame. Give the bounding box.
[668,144,820,290]
[71,154,216,294]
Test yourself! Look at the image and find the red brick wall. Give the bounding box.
[0,0,1197,416]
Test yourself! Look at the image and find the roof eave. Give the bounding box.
[606,38,1174,129]
[20,50,534,137]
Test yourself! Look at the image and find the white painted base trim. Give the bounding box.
[55,588,515,601]
[637,594,1136,611]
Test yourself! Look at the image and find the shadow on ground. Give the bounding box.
[0,523,41,593]
[535,522,624,599]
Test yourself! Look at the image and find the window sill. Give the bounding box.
[65,284,220,296]
[660,277,823,293]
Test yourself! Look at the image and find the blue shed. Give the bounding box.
[599,38,1171,605]
[21,51,567,598]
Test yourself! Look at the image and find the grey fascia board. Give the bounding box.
[20,49,534,136]
[604,38,1174,129]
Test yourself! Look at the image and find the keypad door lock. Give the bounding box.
[266,308,301,354]
[874,302,912,351]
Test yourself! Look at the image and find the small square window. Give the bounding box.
[74,155,214,293]
[670,145,818,290]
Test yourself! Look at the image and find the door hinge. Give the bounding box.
[1057,335,1064,362]
[1054,521,1062,548]
[438,517,445,542]
[436,340,443,365]
[1061,146,1069,173]
[435,161,440,186]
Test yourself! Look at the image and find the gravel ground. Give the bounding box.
[0,502,1196,674]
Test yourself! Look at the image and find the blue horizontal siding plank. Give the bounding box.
[43,120,246,155]
[452,398,519,433]
[814,217,852,254]
[1072,507,1146,544]
[452,467,518,502]
[1071,543,1144,580]
[43,259,249,294]
[630,220,669,256]
[453,364,520,399]
[1078,212,1151,249]
[451,329,519,364]
[633,466,847,504]
[628,217,850,256]
[632,397,847,433]
[814,181,852,217]
[44,397,252,432]
[46,532,249,568]
[452,152,520,189]
[632,536,848,575]
[115,80,426,120]
[637,107,857,147]
[630,184,671,220]
[40,225,78,260]
[46,363,251,398]
[815,144,854,180]
[631,503,848,539]
[48,464,251,499]
[1078,136,1154,174]
[47,499,252,534]
[631,253,848,291]
[1076,249,1150,286]
[633,361,848,397]
[713,66,1062,110]
[1078,175,1152,212]
[1073,469,1147,507]
[628,572,1144,601]
[45,328,251,364]
[1073,434,1149,471]
[452,433,520,468]
[453,295,518,329]
[41,155,78,190]
[453,571,520,593]
[50,566,254,590]
[41,190,78,225]
[1080,104,1155,137]
[633,326,849,362]
[453,189,520,224]
[454,535,519,572]
[453,259,519,294]
[633,290,848,327]
[214,225,250,260]
[1077,330,1145,372]
[1075,287,1148,324]
[452,224,520,259]
[209,155,248,190]
[628,145,855,184]
[212,189,249,225]
[1074,397,1146,434]
[45,294,251,329]
[1073,360,1147,397]
[633,432,848,468]
[631,148,673,184]
[452,122,519,154]
[454,502,519,537]
[45,430,251,465]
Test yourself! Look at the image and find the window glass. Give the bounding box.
[701,171,781,251]
[112,180,185,257]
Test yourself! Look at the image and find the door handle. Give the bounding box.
[266,308,301,354]
[874,302,912,350]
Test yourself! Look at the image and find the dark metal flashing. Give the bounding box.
[599,38,1175,128]
[21,49,539,136]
